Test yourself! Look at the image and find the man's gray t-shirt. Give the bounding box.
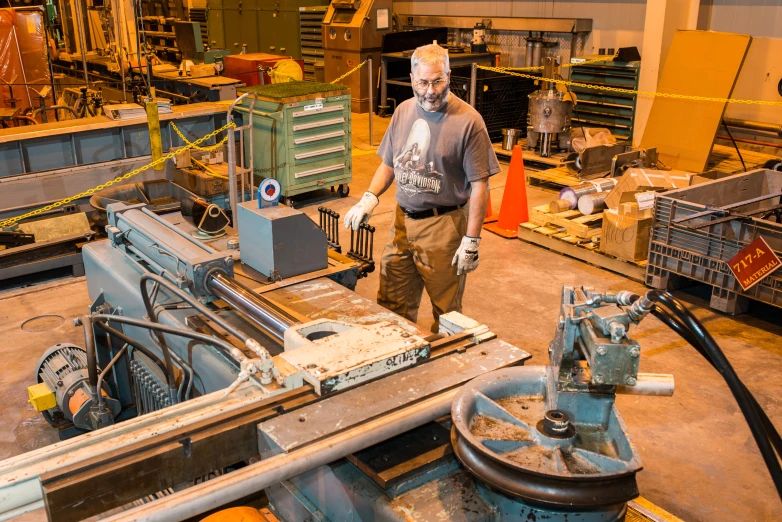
[377,94,501,211]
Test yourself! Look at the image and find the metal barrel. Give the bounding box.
[206,272,296,343]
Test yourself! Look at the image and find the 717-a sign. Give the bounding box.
[728,237,781,291]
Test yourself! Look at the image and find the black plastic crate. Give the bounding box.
[646,168,782,313]
[450,68,539,142]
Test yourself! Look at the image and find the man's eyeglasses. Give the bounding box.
[413,78,448,90]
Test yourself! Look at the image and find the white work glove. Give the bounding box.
[452,236,481,276]
[344,191,379,230]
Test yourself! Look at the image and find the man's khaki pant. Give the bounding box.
[377,205,468,332]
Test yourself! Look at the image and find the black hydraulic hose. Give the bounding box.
[88,314,244,368]
[137,280,178,401]
[140,272,251,343]
[642,290,782,498]
[93,321,172,384]
[649,304,782,458]
[76,315,99,392]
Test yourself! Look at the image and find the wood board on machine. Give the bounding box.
[639,30,752,174]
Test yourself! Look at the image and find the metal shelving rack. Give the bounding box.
[299,6,327,81]
[568,60,640,140]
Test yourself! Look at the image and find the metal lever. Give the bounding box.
[317,207,341,253]
[348,223,376,277]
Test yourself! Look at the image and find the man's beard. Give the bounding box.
[415,86,450,112]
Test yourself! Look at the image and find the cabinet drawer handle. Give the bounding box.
[294,146,345,160]
[295,163,345,179]
[292,117,345,131]
[293,130,345,145]
[292,105,344,118]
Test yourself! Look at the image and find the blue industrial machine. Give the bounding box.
[27,188,377,438]
[14,181,779,520]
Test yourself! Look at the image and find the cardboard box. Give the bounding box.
[224,53,304,86]
[604,168,695,209]
[600,205,653,262]
[189,63,215,78]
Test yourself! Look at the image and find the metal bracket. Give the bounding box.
[348,222,375,277]
[317,207,341,253]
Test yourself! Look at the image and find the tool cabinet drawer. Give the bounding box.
[289,158,349,186]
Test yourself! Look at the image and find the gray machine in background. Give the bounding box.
[322,0,393,113]
[526,56,575,157]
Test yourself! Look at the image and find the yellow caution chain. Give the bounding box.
[499,56,609,72]
[170,121,230,152]
[477,64,782,106]
[0,121,236,228]
[330,60,367,84]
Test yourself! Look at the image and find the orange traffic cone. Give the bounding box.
[483,144,529,238]
[484,190,498,224]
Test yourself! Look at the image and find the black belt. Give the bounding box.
[400,203,464,220]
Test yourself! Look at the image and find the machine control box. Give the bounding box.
[236,202,328,279]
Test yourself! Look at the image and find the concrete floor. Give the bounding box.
[1,114,780,521]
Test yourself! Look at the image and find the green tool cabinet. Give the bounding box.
[235,84,352,200]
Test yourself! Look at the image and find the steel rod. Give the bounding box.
[723,117,782,138]
[206,273,296,343]
[103,389,457,521]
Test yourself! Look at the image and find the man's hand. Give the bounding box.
[343,191,379,230]
[452,236,481,275]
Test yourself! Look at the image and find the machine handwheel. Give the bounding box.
[450,367,640,510]
[337,184,350,197]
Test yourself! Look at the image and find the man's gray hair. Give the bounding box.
[411,44,450,75]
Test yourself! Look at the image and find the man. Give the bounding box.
[344,43,500,332]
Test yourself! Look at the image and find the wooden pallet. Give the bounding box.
[526,165,583,188]
[493,141,572,172]
[529,204,603,239]
[707,143,778,175]
[518,221,647,283]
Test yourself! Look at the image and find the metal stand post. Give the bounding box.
[469,62,477,107]
[380,58,387,108]
[72,0,90,89]
[368,58,374,146]
[226,92,258,218]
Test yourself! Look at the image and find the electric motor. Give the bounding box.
[30,343,120,433]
